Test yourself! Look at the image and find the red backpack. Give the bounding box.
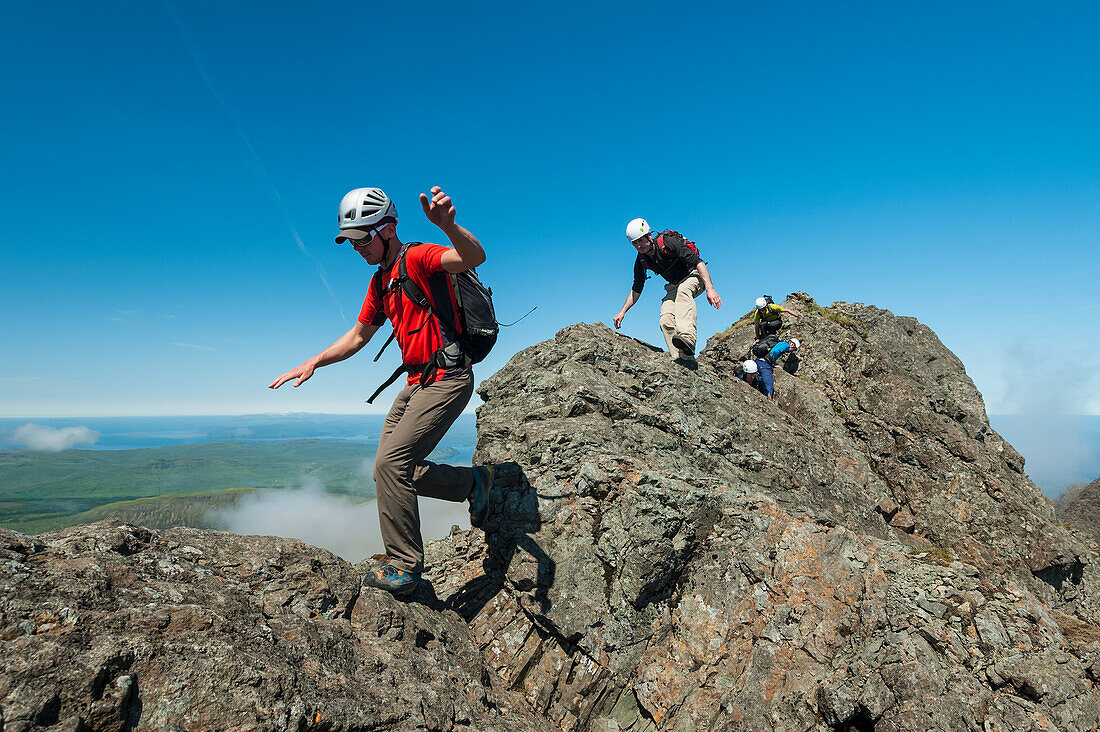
[655,230,700,258]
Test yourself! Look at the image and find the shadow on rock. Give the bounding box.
[447,461,554,620]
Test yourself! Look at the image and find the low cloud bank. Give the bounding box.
[988,338,1100,496]
[12,423,99,451]
[213,476,471,563]
[991,415,1100,497]
[993,337,1100,416]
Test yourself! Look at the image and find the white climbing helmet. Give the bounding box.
[755,297,768,309]
[335,187,398,243]
[742,360,758,374]
[790,338,801,350]
[625,218,651,242]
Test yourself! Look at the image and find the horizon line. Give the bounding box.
[0,410,481,420]
[0,412,1097,420]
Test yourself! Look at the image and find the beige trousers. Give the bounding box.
[659,274,705,358]
[373,371,475,573]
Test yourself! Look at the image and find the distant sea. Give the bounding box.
[1,414,1096,499]
[0,414,477,464]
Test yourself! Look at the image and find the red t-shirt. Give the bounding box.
[358,243,467,386]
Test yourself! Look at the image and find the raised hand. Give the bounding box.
[419,186,456,231]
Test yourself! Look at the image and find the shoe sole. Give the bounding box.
[470,465,493,528]
[390,580,420,597]
[671,336,695,356]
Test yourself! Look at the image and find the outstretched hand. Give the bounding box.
[268,362,315,389]
[420,186,456,231]
[613,313,625,329]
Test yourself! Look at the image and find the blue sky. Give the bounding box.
[1,1,1098,416]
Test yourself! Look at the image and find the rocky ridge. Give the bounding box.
[0,523,549,731]
[2,294,1098,731]
[1058,476,1100,545]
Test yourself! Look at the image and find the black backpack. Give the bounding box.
[367,242,498,403]
[751,334,780,359]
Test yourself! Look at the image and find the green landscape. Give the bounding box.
[0,440,443,535]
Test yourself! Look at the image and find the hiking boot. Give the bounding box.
[671,335,695,356]
[469,465,493,528]
[363,564,421,596]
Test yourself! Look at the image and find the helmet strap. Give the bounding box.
[378,225,401,269]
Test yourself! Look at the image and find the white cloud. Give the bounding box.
[12,423,99,451]
[213,477,470,563]
[991,337,1100,415]
[172,342,215,351]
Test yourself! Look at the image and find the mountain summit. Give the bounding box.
[2,294,1098,731]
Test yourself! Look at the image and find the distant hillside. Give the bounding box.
[10,487,258,535]
[0,439,443,534]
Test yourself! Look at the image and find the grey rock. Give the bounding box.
[424,299,1100,730]
[0,523,549,731]
[4,295,1100,730]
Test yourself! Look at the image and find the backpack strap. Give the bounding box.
[366,242,468,402]
[365,243,428,402]
[366,363,409,404]
[369,242,427,364]
[393,243,460,342]
[395,242,433,311]
[372,330,396,362]
[656,233,670,256]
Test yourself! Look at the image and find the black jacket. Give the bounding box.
[631,233,702,293]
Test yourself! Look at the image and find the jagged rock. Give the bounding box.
[423,298,1100,730]
[1058,476,1100,544]
[0,522,549,731]
[3,295,1099,730]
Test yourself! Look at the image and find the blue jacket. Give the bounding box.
[768,341,790,361]
[756,359,775,397]
[737,359,773,397]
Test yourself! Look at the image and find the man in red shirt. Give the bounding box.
[269,186,491,596]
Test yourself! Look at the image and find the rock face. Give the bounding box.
[428,294,1100,730]
[3,294,1099,731]
[1058,477,1100,545]
[0,523,548,731]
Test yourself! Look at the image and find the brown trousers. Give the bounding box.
[373,371,475,573]
[659,273,705,358]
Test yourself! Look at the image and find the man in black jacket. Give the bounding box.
[613,218,722,365]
